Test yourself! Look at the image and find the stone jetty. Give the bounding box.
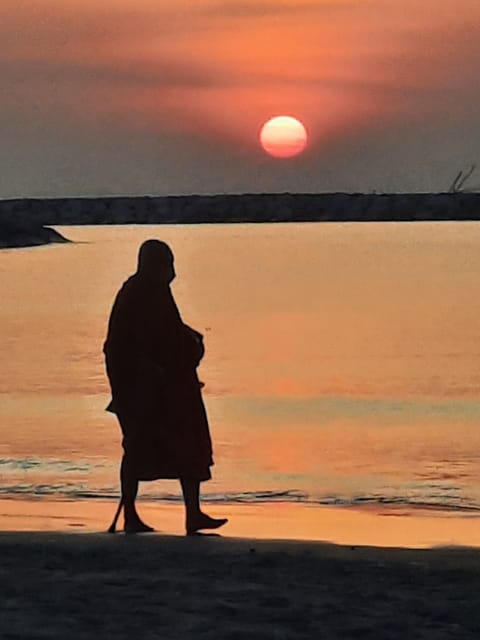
[1,192,479,248]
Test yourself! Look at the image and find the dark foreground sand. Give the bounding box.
[1,531,480,639]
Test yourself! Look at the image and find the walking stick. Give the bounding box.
[107,495,124,533]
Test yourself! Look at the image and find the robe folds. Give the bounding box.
[103,274,213,482]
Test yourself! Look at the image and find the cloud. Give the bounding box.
[1,58,229,92]
[203,0,359,18]
[3,55,439,98]
[0,4,160,49]
[0,1,220,63]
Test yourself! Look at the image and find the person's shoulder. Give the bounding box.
[117,274,140,296]
[111,274,141,308]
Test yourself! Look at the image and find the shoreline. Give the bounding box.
[2,497,480,549]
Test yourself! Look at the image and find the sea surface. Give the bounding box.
[1,222,480,514]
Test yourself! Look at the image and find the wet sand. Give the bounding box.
[2,498,480,548]
[1,528,480,639]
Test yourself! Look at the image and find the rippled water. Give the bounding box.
[1,223,480,513]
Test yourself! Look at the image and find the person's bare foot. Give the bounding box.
[124,518,155,534]
[186,513,228,535]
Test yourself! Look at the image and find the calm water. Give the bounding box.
[1,223,480,512]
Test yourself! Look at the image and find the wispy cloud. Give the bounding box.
[203,0,360,18]
[1,58,228,91]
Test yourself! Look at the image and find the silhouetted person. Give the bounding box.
[104,239,227,534]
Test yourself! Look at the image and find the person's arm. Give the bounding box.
[104,284,138,365]
[183,324,205,367]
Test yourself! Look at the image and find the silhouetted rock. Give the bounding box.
[0,216,70,249]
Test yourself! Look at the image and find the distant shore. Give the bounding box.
[1,192,480,248]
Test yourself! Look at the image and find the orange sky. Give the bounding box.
[1,0,480,195]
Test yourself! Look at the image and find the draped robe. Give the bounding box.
[103,274,213,481]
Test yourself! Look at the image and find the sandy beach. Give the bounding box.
[2,499,480,638]
[1,529,480,639]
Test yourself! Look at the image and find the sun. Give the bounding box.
[259,115,308,158]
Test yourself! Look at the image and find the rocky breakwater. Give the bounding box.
[0,212,69,249]
[1,193,480,240]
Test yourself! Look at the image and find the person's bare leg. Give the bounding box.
[121,455,154,533]
[180,478,228,534]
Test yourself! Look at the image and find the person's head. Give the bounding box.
[137,239,175,284]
